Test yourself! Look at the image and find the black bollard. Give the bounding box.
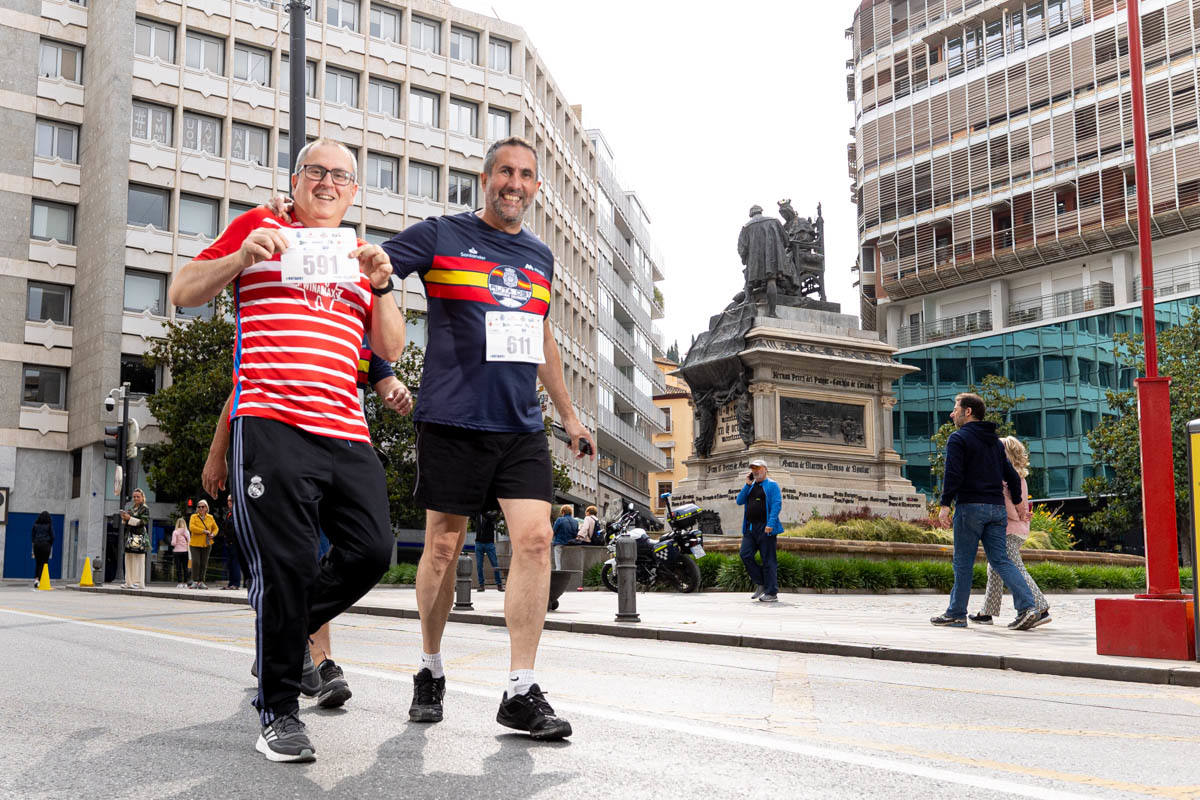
[453,554,474,610]
[614,534,640,623]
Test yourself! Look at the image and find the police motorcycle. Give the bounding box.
[599,493,705,593]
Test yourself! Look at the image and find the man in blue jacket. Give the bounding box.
[932,392,1040,630]
[736,458,783,602]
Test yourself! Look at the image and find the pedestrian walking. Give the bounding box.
[31,510,53,588]
[172,137,403,762]
[475,510,503,591]
[219,496,243,590]
[551,505,578,570]
[931,393,1041,631]
[188,500,218,589]
[121,488,150,589]
[970,437,1051,628]
[171,518,190,587]
[737,458,783,602]
[382,136,595,740]
[575,506,599,544]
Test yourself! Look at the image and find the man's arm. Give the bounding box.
[537,318,595,459]
[1002,456,1023,506]
[939,433,964,507]
[736,483,752,505]
[356,246,406,361]
[765,481,783,534]
[202,391,234,498]
[169,226,290,307]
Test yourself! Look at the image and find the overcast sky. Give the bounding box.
[452,0,863,355]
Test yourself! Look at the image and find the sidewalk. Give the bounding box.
[70,583,1200,687]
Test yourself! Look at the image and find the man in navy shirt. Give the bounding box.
[383,137,594,740]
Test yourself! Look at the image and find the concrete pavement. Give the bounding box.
[68,582,1200,687]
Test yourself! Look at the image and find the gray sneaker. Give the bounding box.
[1008,608,1042,630]
[255,711,315,763]
[750,585,765,600]
[300,649,322,697]
[758,594,779,603]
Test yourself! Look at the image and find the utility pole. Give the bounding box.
[288,0,308,171]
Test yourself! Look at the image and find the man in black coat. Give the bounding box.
[31,511,53,587]
[931,393,1040,631]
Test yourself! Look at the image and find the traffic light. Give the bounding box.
[104,423,125,463]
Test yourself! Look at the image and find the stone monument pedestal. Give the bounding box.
[675,304,924,530]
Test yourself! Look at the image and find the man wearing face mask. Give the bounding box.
[170,137,403,763]
[737,458,783,603]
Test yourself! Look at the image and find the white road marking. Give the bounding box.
[3,607,1092,800]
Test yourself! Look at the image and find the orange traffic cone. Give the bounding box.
[36,563,52,591]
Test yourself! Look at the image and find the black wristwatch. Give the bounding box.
[371,277,394,296]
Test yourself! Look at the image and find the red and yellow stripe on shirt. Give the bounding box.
[422,254,550,316]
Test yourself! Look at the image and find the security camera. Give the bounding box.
[104,396,115,412]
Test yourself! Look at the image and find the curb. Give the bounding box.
[68,585,1200,688]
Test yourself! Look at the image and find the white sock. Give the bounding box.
[507,669,536,697]
[421,652,444,679]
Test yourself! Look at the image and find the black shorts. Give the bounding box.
[414,422,553,515]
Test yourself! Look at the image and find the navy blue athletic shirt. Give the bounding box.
[383,212,553,433]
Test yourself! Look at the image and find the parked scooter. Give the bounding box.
[600,494,705,593]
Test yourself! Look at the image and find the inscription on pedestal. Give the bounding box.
[771,371,877,391]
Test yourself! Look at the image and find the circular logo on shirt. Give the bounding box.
[487,266,533,308]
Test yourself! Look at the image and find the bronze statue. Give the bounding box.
[778,199,827,302]
[737,205,794,317]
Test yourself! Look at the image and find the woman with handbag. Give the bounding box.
[121,488,151,589]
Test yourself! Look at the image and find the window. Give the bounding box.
[410,88,438,126]
[227,201,255,225]
[178,194,219,238]
[185,31,225,74]
[135,18,175,62]
[663,407,672,432]
[449,98,477,136]
[124,270,166,315]
[280,56,316,96]
[364,228,394,246]
[127,185,168,229]
[325,67,359,107]
[1013,411,1042,438]
[368,78,400,117]
[487,107,511,141]
[598,331,614,362]
[408,161,438,200]
[657,481,673,506]
[369,3,402,42]
[231,123,270,165]
[326,0,359,30]
[233,43,270,85]
[182,112,221,156]
[411,15,440,53]
[27,282,71,324]
[450,27,478,63]
[488,37,511,72]
[131,101,173,145]
[1045,409,1074,437]
[34,120,78,163]
[1008,356,1040,383]
[39,40,82,82]
[277,132,291,171]
[23,365,67,409]
[365,153,399,192]
[31,200,75,244]
[448,170,476,207]
[121,354,160,395]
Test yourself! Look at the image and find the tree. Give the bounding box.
[364,342,425,529]
[141,297,236,513]
[928,374,1026,488]
[1083,304,1200,562]
[666,340,680,363]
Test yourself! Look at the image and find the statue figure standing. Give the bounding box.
[692,390,718,459]
[737,205,794,317]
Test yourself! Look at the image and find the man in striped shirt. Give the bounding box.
[170,138,404,763]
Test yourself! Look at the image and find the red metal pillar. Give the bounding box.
[1095,0,1193,661]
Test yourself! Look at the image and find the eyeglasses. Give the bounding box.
[298,164,356,186]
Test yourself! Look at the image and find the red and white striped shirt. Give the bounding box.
[196,208,375,442]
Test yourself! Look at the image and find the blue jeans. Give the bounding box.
[946,503,1036,618]
[476,542,500,585]
[740,525,778,595]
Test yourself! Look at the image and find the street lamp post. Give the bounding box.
[287,0,308,172]
[1094,0,1195,660]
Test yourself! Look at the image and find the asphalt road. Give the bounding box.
[2,588,1198,800]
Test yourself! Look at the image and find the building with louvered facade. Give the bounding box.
[847,0,1200,524]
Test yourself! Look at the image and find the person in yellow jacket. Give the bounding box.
[188,500,219,589]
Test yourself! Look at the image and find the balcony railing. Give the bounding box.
[1133,260,1200,299]
[1006,282,1115,327]
[897,309,992,348]
[598,407,668,471]
[598,358,666,432]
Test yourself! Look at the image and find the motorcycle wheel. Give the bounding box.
[663,556,702,593]
[600,563,619,593]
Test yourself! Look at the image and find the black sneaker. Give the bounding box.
[1008,608,1041,630]
[255,711,315,763]
[930,614,968,628]
[1031,609,1052,629]
[968,613,993,625]
[497,583,504,592]
[496,684,572,740]
[300,649,322,697]
[251,659,258,678]
[409,668,445,722]
[316,659,352,709]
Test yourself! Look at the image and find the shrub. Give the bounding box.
[785,519,842,539]
[797,558,833,590]
[857,560,895,592]
[972,563,988,589]
[775,552,804,589]
[1022,531,1052,550]
[583,561,604,587]
[379,562,418,584]
[828,559,863,589]
[890,560,922,589]
[1026,562,1078,591]
[823,506,876,524]
[917,561,955,592]
[716,558,755,592]
[1182,567,1194,591]
[696,553,728,589]
[1030,506,1077,550]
